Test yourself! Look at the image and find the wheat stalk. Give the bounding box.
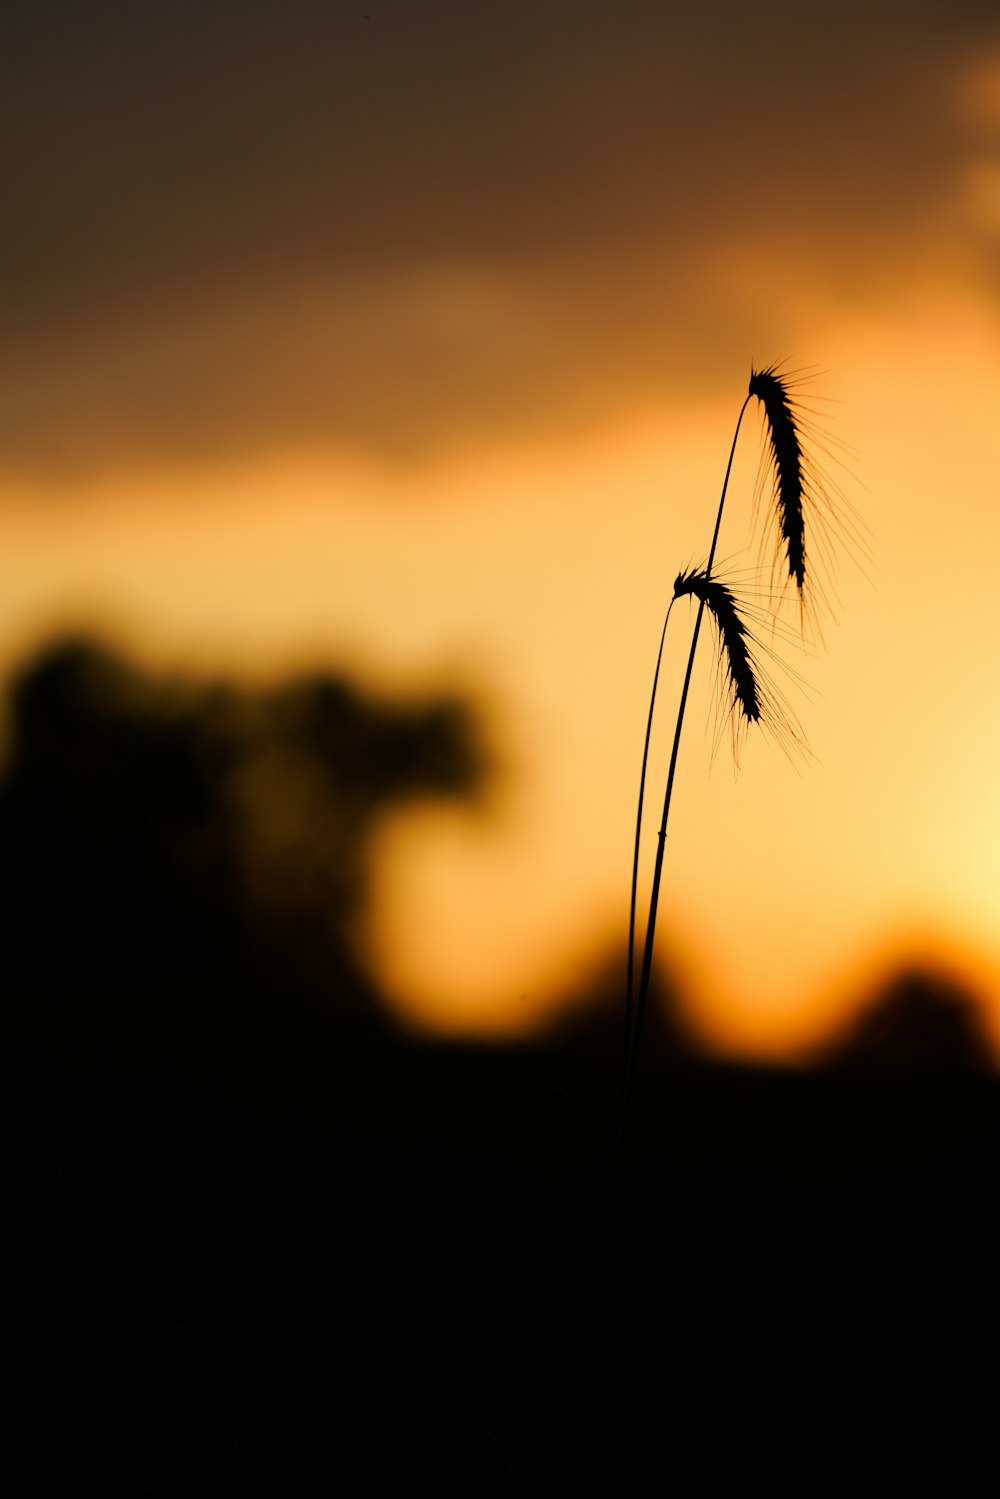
[618,363,851,1169]
[598,364,858,1495]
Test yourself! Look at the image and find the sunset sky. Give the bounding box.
[4,0,1000,1059]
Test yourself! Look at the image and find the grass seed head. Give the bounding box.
[673,568,760,724]
[747,363,866,640]
[748,365,806,590]
[673,565,808,766]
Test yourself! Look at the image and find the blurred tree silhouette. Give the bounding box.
[818,964,994,1074]
[0,637,488,1060]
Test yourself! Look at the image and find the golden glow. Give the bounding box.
[4,273,1000,1059]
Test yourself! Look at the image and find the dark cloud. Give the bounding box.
[2,0,997,471]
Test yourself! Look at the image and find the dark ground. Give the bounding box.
[4,637,999,1492]
[5,1033,1000,1496]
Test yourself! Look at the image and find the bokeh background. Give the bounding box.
[5,0,1000,1063]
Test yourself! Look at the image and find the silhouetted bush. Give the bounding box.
[818,964,993,1073]
[0,636,489,1060]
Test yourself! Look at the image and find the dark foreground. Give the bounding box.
[5,1036,1000,1494]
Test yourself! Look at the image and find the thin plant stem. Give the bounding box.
[596,391,751,1499]
[598,368,850,1495]
[622,600,674,1104]
[619,392,751,1160]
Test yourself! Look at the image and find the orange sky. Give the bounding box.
[3,4,1000,1059]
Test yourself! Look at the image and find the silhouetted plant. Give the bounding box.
[620,365,858,1148]
[595,364,860,1493]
